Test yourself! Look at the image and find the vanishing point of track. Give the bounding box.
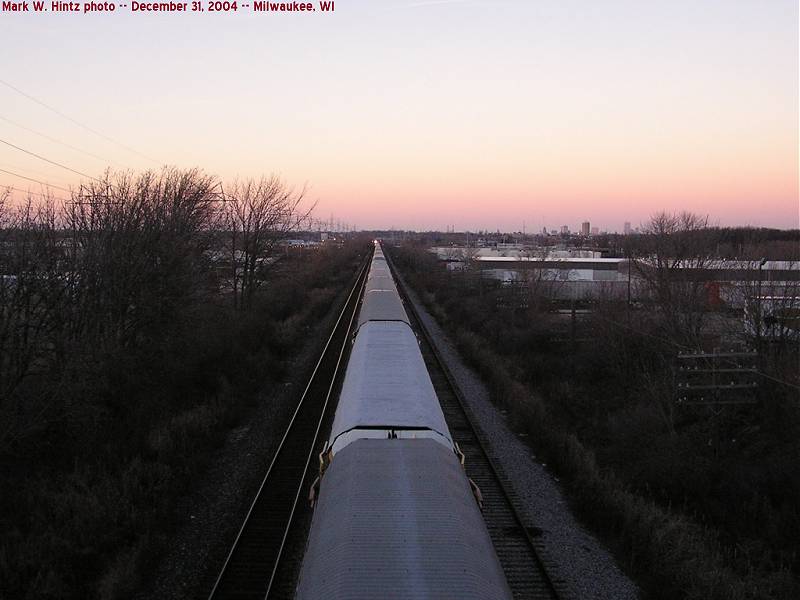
[208,247,565,600]
[386,252,568,600]
[207,256,369,600]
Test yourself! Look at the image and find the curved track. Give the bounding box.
[386,251,569,600]
[207,256,370,600]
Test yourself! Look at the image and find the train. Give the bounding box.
[295,241,513,599]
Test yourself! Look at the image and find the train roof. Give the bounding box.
[295,438,513,600]
[365,274,398,294]
[329,321,451,453]
[357,289,410,329]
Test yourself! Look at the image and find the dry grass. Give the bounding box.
[391,243,798,600]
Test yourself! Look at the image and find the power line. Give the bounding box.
[0,161,74,186]
[0,79,161,165]
[0,168,72,193]
[0,137,101,182]
[0,114,125,168]
[4,186,69,203]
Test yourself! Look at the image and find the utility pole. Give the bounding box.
[570,297,577,375]
[626,251,632,325]
[756,257,767,361]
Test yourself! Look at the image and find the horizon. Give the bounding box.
[2,0,798,231]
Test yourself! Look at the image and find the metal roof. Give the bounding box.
[477,256,625,263]
[369,271,391,281]
[296,439,513,600]
[329,321,451,453]
[357,290,409,329]
[366,274,398,294]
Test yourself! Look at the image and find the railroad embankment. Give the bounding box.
[392,262,639,600]
[0,228,367,600]
[389,244,799,600]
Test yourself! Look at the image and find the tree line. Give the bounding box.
[0,167,363,599]
[0,168,313,453]
[389,214,799,600]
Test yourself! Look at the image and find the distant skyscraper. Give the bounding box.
[560,225,570,235]
[581,221,590,236]
[624,221,632,235]
[591,226,599,235]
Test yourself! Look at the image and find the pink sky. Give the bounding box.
[1,1,798,231]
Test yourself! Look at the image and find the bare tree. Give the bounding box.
[0,168,218,451]
[0,187,7,222]
[631,211,717,344]
[442,245,463,263]
[730,257,800,392]
[0,169,310,453]
[0,193,68,450]
[516,246,570,310]
[65,168,218,352]
[221,176,313,309]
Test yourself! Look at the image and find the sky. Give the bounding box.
[2,0,798,232]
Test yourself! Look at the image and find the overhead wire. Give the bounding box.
[0,167,73,193]
[0,137,102,182]
[0,161,74,186]
[0,114,126,168]
[0,78,161,165]
[4,186,69,203]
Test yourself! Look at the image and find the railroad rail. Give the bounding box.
[207,256,370,600]
[386,252,569,600]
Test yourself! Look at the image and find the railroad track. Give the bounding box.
[207,256,370,600]
[387,253,569,600]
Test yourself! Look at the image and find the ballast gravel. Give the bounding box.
[399,275,641,600]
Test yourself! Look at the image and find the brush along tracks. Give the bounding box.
[388,255,569,600]
[207,257,369,600]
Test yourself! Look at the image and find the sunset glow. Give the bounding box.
[3,0,798,230]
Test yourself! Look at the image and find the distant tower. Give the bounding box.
[581,221,590,236]
[560,225,570,235]
[624,221,632,235]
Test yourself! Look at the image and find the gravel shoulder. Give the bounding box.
[399,274,641,600]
